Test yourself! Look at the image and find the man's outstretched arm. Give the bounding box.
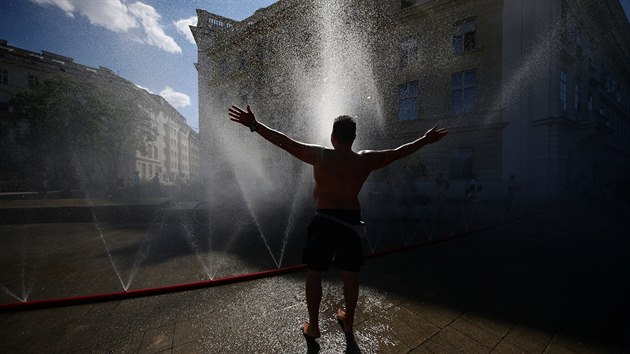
[360,125,448,171]
[228,105,324,165]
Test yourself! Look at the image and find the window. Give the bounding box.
[450,148,474,179]
[400,37,418,68]
[239,50,248,69]
[209,17,231,29]
[398,81,420,121]
[0,69,7,85]
[153,146,158,159]
[574,82,580,110]
[27,74,38,88]
[560,70,567,111]
[451,69,476,113]
[588,93,593,112]
[453,18,476,53]
[149,164,153,177]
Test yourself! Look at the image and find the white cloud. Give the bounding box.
[31,0,181,54]
[128,2,182,54]
[160,86,190,108]
[74,0,137,32]
[32,0,75,17]
[174,16,197,44]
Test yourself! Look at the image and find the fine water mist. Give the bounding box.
[4,0,622,308]
[197,0,391,271]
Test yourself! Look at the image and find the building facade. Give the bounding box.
[0,39,200,190]
[194,0,629,202]
[137,96,200,183]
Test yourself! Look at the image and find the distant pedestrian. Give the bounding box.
[430,172,450,231]
[435,172,449,203]
[113,177,124,198]
[152,172,161,197]
[129,171,140,198]
[465,176,480,208]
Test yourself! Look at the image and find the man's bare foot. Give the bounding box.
[302,321,321,339]
[336,308,353,334]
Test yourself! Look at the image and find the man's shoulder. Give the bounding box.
[357,148,389,156]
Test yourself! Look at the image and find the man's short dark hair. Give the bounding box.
[332,115,356,144]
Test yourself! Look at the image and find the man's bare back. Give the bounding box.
[313,149,370,210]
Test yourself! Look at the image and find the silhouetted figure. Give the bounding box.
[152,172,161,197]
[435,172,449,203]
[464,175,481,209]
[129,171,140,199]
[108,176,124,199]
[174,174,186,199]
[430,172,449,232]
[229,105,447,340]
[115,177,124,198]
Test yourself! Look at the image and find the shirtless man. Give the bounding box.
[228,105,447,338]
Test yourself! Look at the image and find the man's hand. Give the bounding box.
[422,125,448,144]
[229,105,256,128]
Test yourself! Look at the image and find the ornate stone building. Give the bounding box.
[193,0,629,202]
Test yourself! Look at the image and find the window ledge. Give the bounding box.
[453,46,485,57]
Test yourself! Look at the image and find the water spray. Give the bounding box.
[0,216,516,313]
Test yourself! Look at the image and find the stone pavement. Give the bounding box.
[1,208,629,353]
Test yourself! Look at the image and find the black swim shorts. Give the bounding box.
[302,209,364,272]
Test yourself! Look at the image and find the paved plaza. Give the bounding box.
[0,203,629,353]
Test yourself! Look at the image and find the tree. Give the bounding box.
[7,75,154,191]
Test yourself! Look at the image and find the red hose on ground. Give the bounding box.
[0,219,513,313]
[0,264,307,312]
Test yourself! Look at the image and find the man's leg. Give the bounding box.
[304,269,322,338]
[338,270,359,333]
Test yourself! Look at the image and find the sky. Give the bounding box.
[622,0,630,19]
[0,0,277,131]
[0,0,628,132]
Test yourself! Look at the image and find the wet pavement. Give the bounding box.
[0,197,504,304]
[1,203,629,353]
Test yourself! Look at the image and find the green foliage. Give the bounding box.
[7,75,154,187]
